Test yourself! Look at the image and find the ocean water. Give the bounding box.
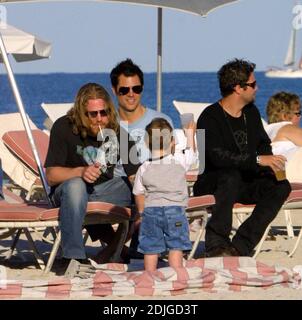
[0,72,301,129]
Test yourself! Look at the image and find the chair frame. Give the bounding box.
[0,202,133,273]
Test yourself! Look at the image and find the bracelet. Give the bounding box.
[256,155,261,164]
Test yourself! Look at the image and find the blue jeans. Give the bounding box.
[0,159,4,201]
[138,206,192,254]
[51,177,132,259]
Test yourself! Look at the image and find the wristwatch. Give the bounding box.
[256,155,261,165]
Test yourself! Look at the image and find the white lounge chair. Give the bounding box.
[0,113,38,195]
[41,102,73,131]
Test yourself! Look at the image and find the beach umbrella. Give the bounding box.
[0,22,51,62]
[3,0,239,110]
[0,22,52,204]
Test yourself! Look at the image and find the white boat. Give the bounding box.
[265,14,302,78]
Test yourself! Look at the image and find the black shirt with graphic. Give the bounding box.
[225,112,248,154]
[44,115,140,189]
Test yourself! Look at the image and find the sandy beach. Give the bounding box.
[0,208,302,300]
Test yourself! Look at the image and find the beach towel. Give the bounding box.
[0,257,301,298]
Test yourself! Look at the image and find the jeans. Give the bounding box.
[51,176,132,259]
[193,169,291,256]
[138,206,192,254]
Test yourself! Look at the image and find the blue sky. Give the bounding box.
[0,0,299,73]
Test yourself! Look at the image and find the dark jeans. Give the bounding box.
[193,169,291,256]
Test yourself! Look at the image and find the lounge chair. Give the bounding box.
[41,102,73,131]
[233,183,302,258]
[0,201,134,273]
[2,129,49,201]
[186,195,215,259]
[0,113,39,196]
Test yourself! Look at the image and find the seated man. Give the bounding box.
[45,83,140,264]
[193,59,291,257]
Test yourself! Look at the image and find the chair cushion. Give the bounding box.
[186,170,198,182]
[0,204,45,221]
[0,202,132,223]
[2,130,49,175]
[187,195,215,211]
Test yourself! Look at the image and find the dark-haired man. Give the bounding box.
[193,59,291,257]
[110,59,174,254]
[110,58,173,173]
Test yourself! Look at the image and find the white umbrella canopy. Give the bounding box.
[0,22,51,62]
[3,0,239,16]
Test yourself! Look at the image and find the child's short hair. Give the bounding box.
[145,118,173,151]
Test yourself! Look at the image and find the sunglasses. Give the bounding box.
[244,81,257,89]
[294,111,302,117]
[85,109,108,118]
[118,85,143,96]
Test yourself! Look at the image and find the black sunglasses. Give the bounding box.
[294,111,302,117]
[85,109,108,118]
[118,85,143,96]
[244,81,257,89]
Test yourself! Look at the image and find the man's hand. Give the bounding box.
[258,155,286,172]
[82,163,101,183]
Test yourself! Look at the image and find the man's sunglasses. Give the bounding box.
[244,81,257,89]
[294,111,302,117]
[118,85,143,96]
[85,109,108,118]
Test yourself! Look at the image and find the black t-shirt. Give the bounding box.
[225,112,248,154]
[44,116,140,187]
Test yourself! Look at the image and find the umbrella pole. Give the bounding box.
[157,7,162,112]
[0,33,52,206]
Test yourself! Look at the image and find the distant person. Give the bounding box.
[133,118,195,271]
[44,83,140,265]
[110,58,174,255]
[265,91,302,162]
[193,59,291,257]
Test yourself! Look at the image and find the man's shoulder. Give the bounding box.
[243,103,261,117]
[145,108,173,124]
[52,115,70,128]
[199,102,221,119]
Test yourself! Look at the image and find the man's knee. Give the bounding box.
[275,179,291,201]
[57,177,88,209]
[61,177,87,197]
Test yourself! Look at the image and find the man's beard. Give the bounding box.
[88,124,99,137]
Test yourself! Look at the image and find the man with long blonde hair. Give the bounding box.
[45,83,140,265]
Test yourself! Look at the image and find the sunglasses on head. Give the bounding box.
[244,81,257,89]
[118,85,143,96]
[294,111,302,117]
[85,109,108,118]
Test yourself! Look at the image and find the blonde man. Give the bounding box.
[45,83,140,265]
